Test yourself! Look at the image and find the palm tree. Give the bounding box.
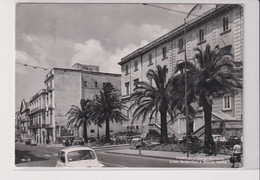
[130,65,174,144]
[66,99,92,143]
[176,44,242,154]
[88,83,128,143]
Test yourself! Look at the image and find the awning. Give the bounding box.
[212,110,236,121]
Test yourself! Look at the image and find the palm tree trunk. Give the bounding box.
[202,100,216,155]
[105,117,110,143]
[160,108,169,144]
[83,119,88,143]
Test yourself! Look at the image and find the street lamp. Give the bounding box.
[143,4,191,157]
[183,18,190,158]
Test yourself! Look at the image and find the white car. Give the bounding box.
[212,135,227,143]
[56,146,104,168]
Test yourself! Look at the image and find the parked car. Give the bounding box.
[63,139,72,146]
[25,138,32,145]
[56,146,104,168]
[72,139,84,146]
[178,136,202,144]
[212,135,227,145]
[226,136,241,149]
[30,139,37,146]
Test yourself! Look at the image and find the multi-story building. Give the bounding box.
[118,4,243,139]
[43,63,122,144]
[15,110,21,142]
[19,99,30,141]
[28,89,47,144]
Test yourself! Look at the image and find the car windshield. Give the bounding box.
[67,150,96,162]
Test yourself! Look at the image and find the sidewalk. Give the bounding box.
[105,149,230,163]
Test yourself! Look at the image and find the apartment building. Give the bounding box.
[43,64,122,144]
[28,89,47,144]
[118,4,243,139]
[19,99,30,141]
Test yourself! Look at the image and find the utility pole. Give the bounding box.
[184,18,190,158]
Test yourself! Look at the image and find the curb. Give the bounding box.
[105,151,230,163]
[92,144,130,149]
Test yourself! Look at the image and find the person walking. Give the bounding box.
[231,142,242,168]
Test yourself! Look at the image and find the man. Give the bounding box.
[231,142,242,168]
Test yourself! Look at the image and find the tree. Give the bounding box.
[176,44,242,154]
[66,99,92,143]
[130,65,174,144]
[88,83,128,143]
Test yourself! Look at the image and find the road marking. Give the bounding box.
[102,162,127,168]
[43,154,51,157]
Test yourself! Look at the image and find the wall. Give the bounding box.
[54,69,82,127]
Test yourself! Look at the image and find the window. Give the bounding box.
[223,95,232,110]
[134,61,138,71]
[90,129,95,133]
[136,126,139,130]
[178,39,184,51]
[125,82,130,95]
[125,64,129,75]
[162,47,167,59]
[67,150,95,162]
[199,29,204,42]
[83,80,87,87]
[223,17,229,32]
[148,54,153,65]
[59,151,65,163]
[95,82,98,88]
[133,78,139,89]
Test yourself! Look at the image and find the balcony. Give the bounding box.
[29,124,39,129]
[30,107,45,115]
[45,124,54,129]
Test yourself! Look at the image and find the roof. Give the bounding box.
[44,67,121,83]
[212,110,236,121]
[20,99,28,113]
[118,4,238,65]
[60,146,94,153]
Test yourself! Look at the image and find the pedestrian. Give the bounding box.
[231,142,242,168]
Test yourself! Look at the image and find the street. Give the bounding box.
[15,143,233,168]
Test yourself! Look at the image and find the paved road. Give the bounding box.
[15,143,233,168]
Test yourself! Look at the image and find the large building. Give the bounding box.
[118,4,243,139]
[28,89,47,144]
[43,64,122,144]
[19,99,30,142]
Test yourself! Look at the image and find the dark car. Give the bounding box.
[25,138,32,145]
[178,136,202,144]
[226,136,241,149]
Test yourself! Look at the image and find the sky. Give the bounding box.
[15,3,195,109]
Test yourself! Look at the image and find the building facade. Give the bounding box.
[19,99,30,142]
[43,64,122,144]
[28,89,47,144]
[118,4,243,140]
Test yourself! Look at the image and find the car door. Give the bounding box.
[56,151,66,167]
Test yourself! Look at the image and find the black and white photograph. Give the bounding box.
[15,3,245,169]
